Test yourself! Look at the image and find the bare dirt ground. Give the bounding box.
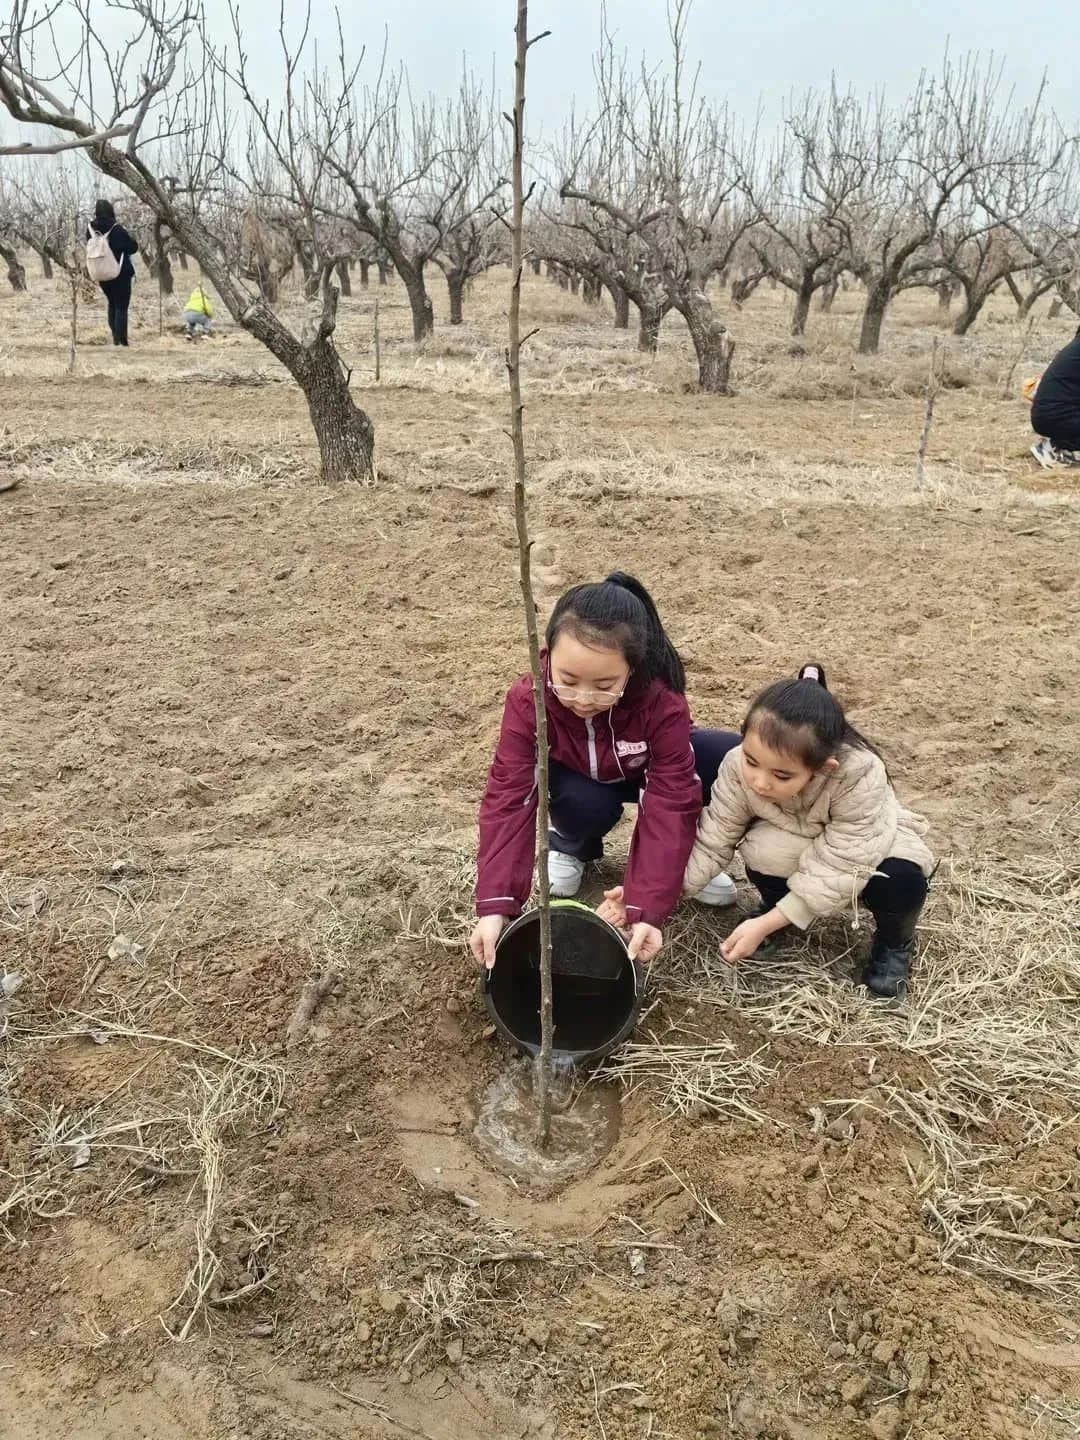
[2,265,1080,1440]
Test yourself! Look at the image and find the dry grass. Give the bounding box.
[603,807,1080,1297]
[0,427,301,486]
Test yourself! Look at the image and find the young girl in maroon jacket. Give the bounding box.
[471,573,739,969]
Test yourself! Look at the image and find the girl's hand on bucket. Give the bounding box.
[597,886,628,929]
[471,915,507,970]
[627,923,663,965]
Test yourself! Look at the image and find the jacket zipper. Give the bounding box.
[585,718,598,779]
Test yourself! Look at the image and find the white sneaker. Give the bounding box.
[1031,437,1058,469]
[693,872,737,907]
[548,851,585,898]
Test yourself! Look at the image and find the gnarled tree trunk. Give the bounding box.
[858,276,892,355]
[336,259,351,297]
[1,240,27,291]
[300,347,375,482]
[790,271,818,336]
[359,258,370,288]
[637,301,665,353]
[952,281,997,336]
[530,256,541,275]
[819,278,839,313]
[153,221,174,296]
[40,251,53,279]
[608,281,629,329]
[402,272,434,339]
[685,300,736,393]
[730,267,767,310]
[446,268,466,325]
[377,261,390,286]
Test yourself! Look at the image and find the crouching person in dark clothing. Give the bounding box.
[1031,331,1080,470]
[87,199,139,347]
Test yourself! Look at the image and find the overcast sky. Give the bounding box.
[219,0,1078,137]
[1,0,1076,153]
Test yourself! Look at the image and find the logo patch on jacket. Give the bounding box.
[616,740,648,756]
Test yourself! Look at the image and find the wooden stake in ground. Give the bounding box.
[67,271,78,375]
[916,337,944,489]
[507,0,553,1146]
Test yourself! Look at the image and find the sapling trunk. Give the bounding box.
[508,0,554,1147]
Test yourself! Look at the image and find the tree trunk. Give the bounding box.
[377,261,390,286]
[952,283,993,337]
[154,222,174,297]
[685,297,736,394]
[791,271,816,336]
[530,256,541,275]
[1048,297,1063,320]
[936,279,953,313]
[609,282,629,329]
[858,277,892,354]
[336,259,351,297]
[447,269,466,325]
[400,268,434,340]
[359,258,370,288]
[176,251,189,271]
[731,268,767,309]
[819,278,839,313]
[41,252,53,279]
[1,241,27,292]
[301,339,376,483]
[638,302,663,353]
[304,265,321,301]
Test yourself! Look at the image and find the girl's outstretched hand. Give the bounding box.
[720,911,787,964]
[471,915,507,970]
[597,886,628,929]
[628,923,663,965]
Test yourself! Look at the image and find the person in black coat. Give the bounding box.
[88,198,139,347]
[1031,329,1080,469]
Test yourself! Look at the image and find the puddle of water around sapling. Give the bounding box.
[472,1056,621,1190]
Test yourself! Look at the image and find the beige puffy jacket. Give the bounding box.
[684,743,934,930]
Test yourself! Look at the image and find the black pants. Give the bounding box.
[101,275,132,346]
[549,728,741,861]
[745,857,928,945]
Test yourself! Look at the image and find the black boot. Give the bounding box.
[864,908,920,999]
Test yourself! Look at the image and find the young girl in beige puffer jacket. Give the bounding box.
[684,664,934,998]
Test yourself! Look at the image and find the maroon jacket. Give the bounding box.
[475,665,701,928]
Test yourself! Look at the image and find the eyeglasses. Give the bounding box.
[549,680,625,708]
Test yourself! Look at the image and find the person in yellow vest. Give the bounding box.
[183,283,214,339]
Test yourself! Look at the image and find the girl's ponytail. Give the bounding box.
[545,572,686,694]
[605,572,686,694]
[745,661,884,769]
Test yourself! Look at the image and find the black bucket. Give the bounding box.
[483,901,642,1066]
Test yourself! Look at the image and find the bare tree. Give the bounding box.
[431,71,508,324]
[0,0,375,481]
[313,49,498,342]
[984,146,1080,318]
[832,59,1063,353]
[745,92,859,335]
[562,3,754,391]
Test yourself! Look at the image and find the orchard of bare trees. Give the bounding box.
[2,0,1079,468]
